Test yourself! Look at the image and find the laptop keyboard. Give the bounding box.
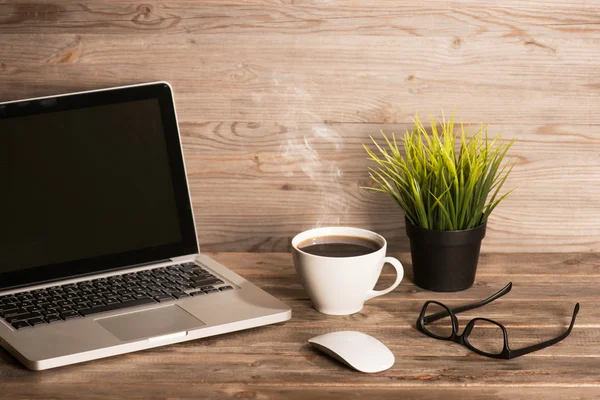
[0,262,233,330]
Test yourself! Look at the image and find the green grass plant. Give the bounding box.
[363,114,515,231]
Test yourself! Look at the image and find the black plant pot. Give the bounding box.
[405,217,487,292]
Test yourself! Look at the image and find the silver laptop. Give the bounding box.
[0,82,291,370]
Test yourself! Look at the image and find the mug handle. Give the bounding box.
[364,257,404,301]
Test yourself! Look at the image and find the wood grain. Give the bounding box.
[0,1,599,37]
[182,122,600,252]
[1,252,599,399]
[1,34,600,125]
[0,1,599,252]
[2,386,600,400]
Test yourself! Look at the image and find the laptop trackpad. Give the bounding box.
[96,305,205,342]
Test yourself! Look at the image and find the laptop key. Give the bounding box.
[60,311,82,320]
[105,298,120,305]
[189,290,205,296]
[6,312,42,323]
[45,315,62,323]
[0,304,20,312]
[219,286,234,291]
[192,278,221,288]
[89,301,105,308]
[12,321,30,330]
[171,292,189,299]
[181,263,196,271]
[154,294,174,303]
[2,308,27,318]
[28,317,46,326]
[79,297,156,317]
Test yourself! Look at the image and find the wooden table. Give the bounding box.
[1,252,599,399]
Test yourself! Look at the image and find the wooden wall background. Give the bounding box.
[1,1,599,253]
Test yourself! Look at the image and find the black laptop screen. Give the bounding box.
[0,83,198,290]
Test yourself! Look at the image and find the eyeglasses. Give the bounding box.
[416,282,579,359]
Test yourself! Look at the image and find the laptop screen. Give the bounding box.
[0,83,198,290]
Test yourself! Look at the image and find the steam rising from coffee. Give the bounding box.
[273,72,347,229]
[280,124,347,228]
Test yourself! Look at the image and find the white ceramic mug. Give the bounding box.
[291,227,404,315]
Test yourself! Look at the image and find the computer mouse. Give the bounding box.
[308,331,395,373]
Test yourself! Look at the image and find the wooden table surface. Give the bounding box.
[1,252,599,399]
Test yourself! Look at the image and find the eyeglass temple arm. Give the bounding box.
[508,303,580,359]
[424,282,513,324]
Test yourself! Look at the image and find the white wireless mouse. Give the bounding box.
[308,331,395,373]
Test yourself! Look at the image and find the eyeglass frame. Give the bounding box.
[416,282,580,359]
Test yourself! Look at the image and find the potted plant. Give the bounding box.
[363,114,515,292]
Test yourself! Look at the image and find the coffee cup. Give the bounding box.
[291,227,404,315]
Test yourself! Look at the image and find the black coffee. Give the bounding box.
[298,235,381,258]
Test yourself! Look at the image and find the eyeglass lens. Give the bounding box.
[422,302,453,339]
[466,320,505,355]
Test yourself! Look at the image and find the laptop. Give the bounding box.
[0,82,291,370]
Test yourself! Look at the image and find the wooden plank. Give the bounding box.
[2,385,599,400]
[243,298,594,328]
[182,121,600,252]
[0,34,600,125]
[1,351,598,386]
[208,252,600,277]
[0,1,599,38]
[238,270,600,301]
